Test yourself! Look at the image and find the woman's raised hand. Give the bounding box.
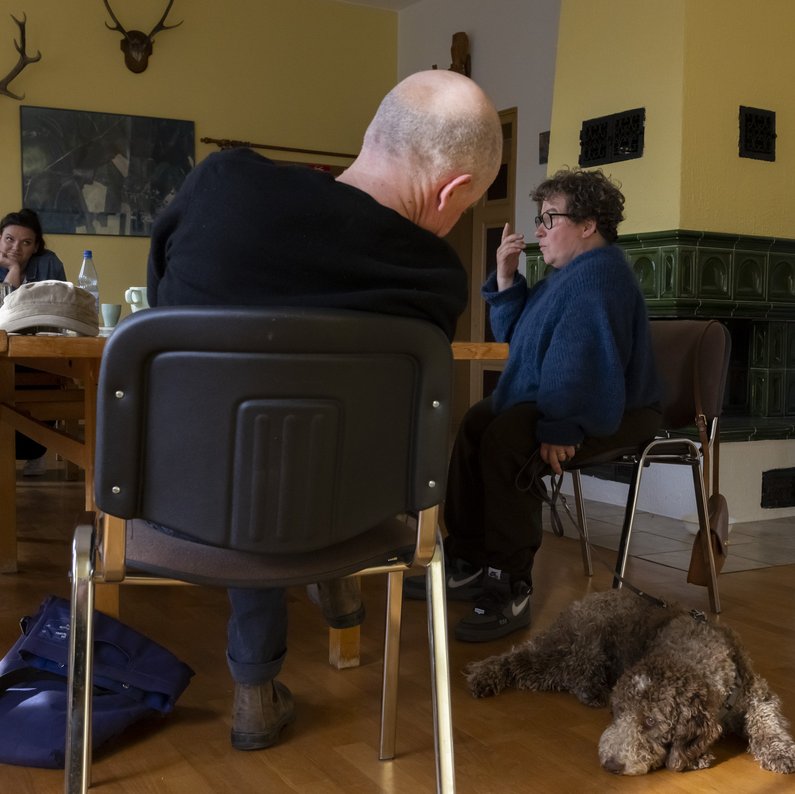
[496,222,525,291]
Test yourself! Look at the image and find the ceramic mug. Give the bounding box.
[101,303,122,327]
[124,287,149,312]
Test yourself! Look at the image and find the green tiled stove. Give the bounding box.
[525,230,795,437]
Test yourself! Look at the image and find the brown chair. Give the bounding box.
[65,307,457,793]
[567,319,732,613]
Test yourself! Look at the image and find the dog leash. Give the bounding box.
[514,452,570,538]
[516,450,709,620]
[611,568,707,622]
[517,460,739,711]
[719,672,742,720]
[609,570,668,609]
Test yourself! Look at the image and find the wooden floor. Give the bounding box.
[1,476,794,793]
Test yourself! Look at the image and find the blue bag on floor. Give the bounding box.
[0,595,194,768]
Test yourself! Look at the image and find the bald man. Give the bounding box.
[147,70,502,751]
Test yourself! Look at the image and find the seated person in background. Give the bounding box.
[1,208,67,475]
[1,208,66,287]
[146,69,503,751]
[407,168,662,643]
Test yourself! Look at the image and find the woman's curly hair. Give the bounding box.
[531,168,625,243]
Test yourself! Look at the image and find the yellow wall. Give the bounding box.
[549,0,686,233]
[550,0,795,238]
[680,0,795,236]
[0,0,397,312]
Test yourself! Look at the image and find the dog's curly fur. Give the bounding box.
[465,589,795,775]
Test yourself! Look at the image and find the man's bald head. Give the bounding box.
[362,70,502,191]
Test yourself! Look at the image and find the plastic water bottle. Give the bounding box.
[78,250,99,316]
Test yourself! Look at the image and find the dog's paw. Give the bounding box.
[687,753,715,771]
[572,687,609,708]
[464,659,507,698]
[756,740,795,774]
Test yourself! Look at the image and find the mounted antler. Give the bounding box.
[103,0,182,74]
[0,14,41,100]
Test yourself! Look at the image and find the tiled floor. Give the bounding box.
[545,496,795,573]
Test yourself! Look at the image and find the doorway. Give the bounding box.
[446,107,518,432]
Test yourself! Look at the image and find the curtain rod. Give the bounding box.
[200,137,356,161]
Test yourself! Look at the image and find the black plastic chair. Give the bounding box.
[65,307,457,793]
[567,319,731,613]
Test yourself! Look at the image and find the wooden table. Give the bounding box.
[0,331,105,572]
[451,341,508,362]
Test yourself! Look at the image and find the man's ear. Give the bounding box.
[581,217,599,238]
[438,173,473,211]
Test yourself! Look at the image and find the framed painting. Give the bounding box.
[20,106,195,236]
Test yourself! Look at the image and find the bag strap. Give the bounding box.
[693,321,720,499]
[0,665,66,693]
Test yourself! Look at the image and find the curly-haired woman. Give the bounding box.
[407,168,662,642]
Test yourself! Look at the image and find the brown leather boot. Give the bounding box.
[231,679,295,750]
[307,577,365,628]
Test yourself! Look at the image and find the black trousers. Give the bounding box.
[16,432,47,461]
[443,398,662,585]
[14,366,50,460]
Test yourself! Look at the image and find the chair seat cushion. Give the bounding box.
[125,517,417,588]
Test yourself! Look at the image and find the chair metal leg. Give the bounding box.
[691,462,721,613]
[426,531,455,793]
[65,517,97,794]
[569,470,593,576]
[379,569,404,760]
[612,463,645,588]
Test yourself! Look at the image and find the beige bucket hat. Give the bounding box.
[0,280,99,336]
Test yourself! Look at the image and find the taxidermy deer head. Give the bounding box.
[103,0,182,74]
[0,14,41,100]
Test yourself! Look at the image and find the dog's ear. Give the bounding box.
[666,688,722,771]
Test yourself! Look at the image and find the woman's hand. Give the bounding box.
[496,222,525,291]
[1,258,23,288]
[540,442,577,476]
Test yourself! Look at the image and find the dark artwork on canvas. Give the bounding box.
[20,105,194,236]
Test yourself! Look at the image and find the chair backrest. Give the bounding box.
[649,319,731,430]
[94,307,453,554]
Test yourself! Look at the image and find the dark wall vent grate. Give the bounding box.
[579,108,645,167]
[739,106,776,161]
[761,467,795,508]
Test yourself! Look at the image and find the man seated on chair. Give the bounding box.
[146,70,502,751]
[406,168,662,642]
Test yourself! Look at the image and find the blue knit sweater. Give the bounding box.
[483,245,661,445]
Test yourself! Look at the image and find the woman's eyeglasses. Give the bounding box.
[534,211,572,230]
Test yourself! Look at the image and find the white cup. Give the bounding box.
[124,287,149,312]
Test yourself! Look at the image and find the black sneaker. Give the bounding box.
[403,555,485,601]
[454,567,531,642]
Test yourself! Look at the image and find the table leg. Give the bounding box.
[81,359,100,511]
[0,360,17,573]
[329,626,360,669]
